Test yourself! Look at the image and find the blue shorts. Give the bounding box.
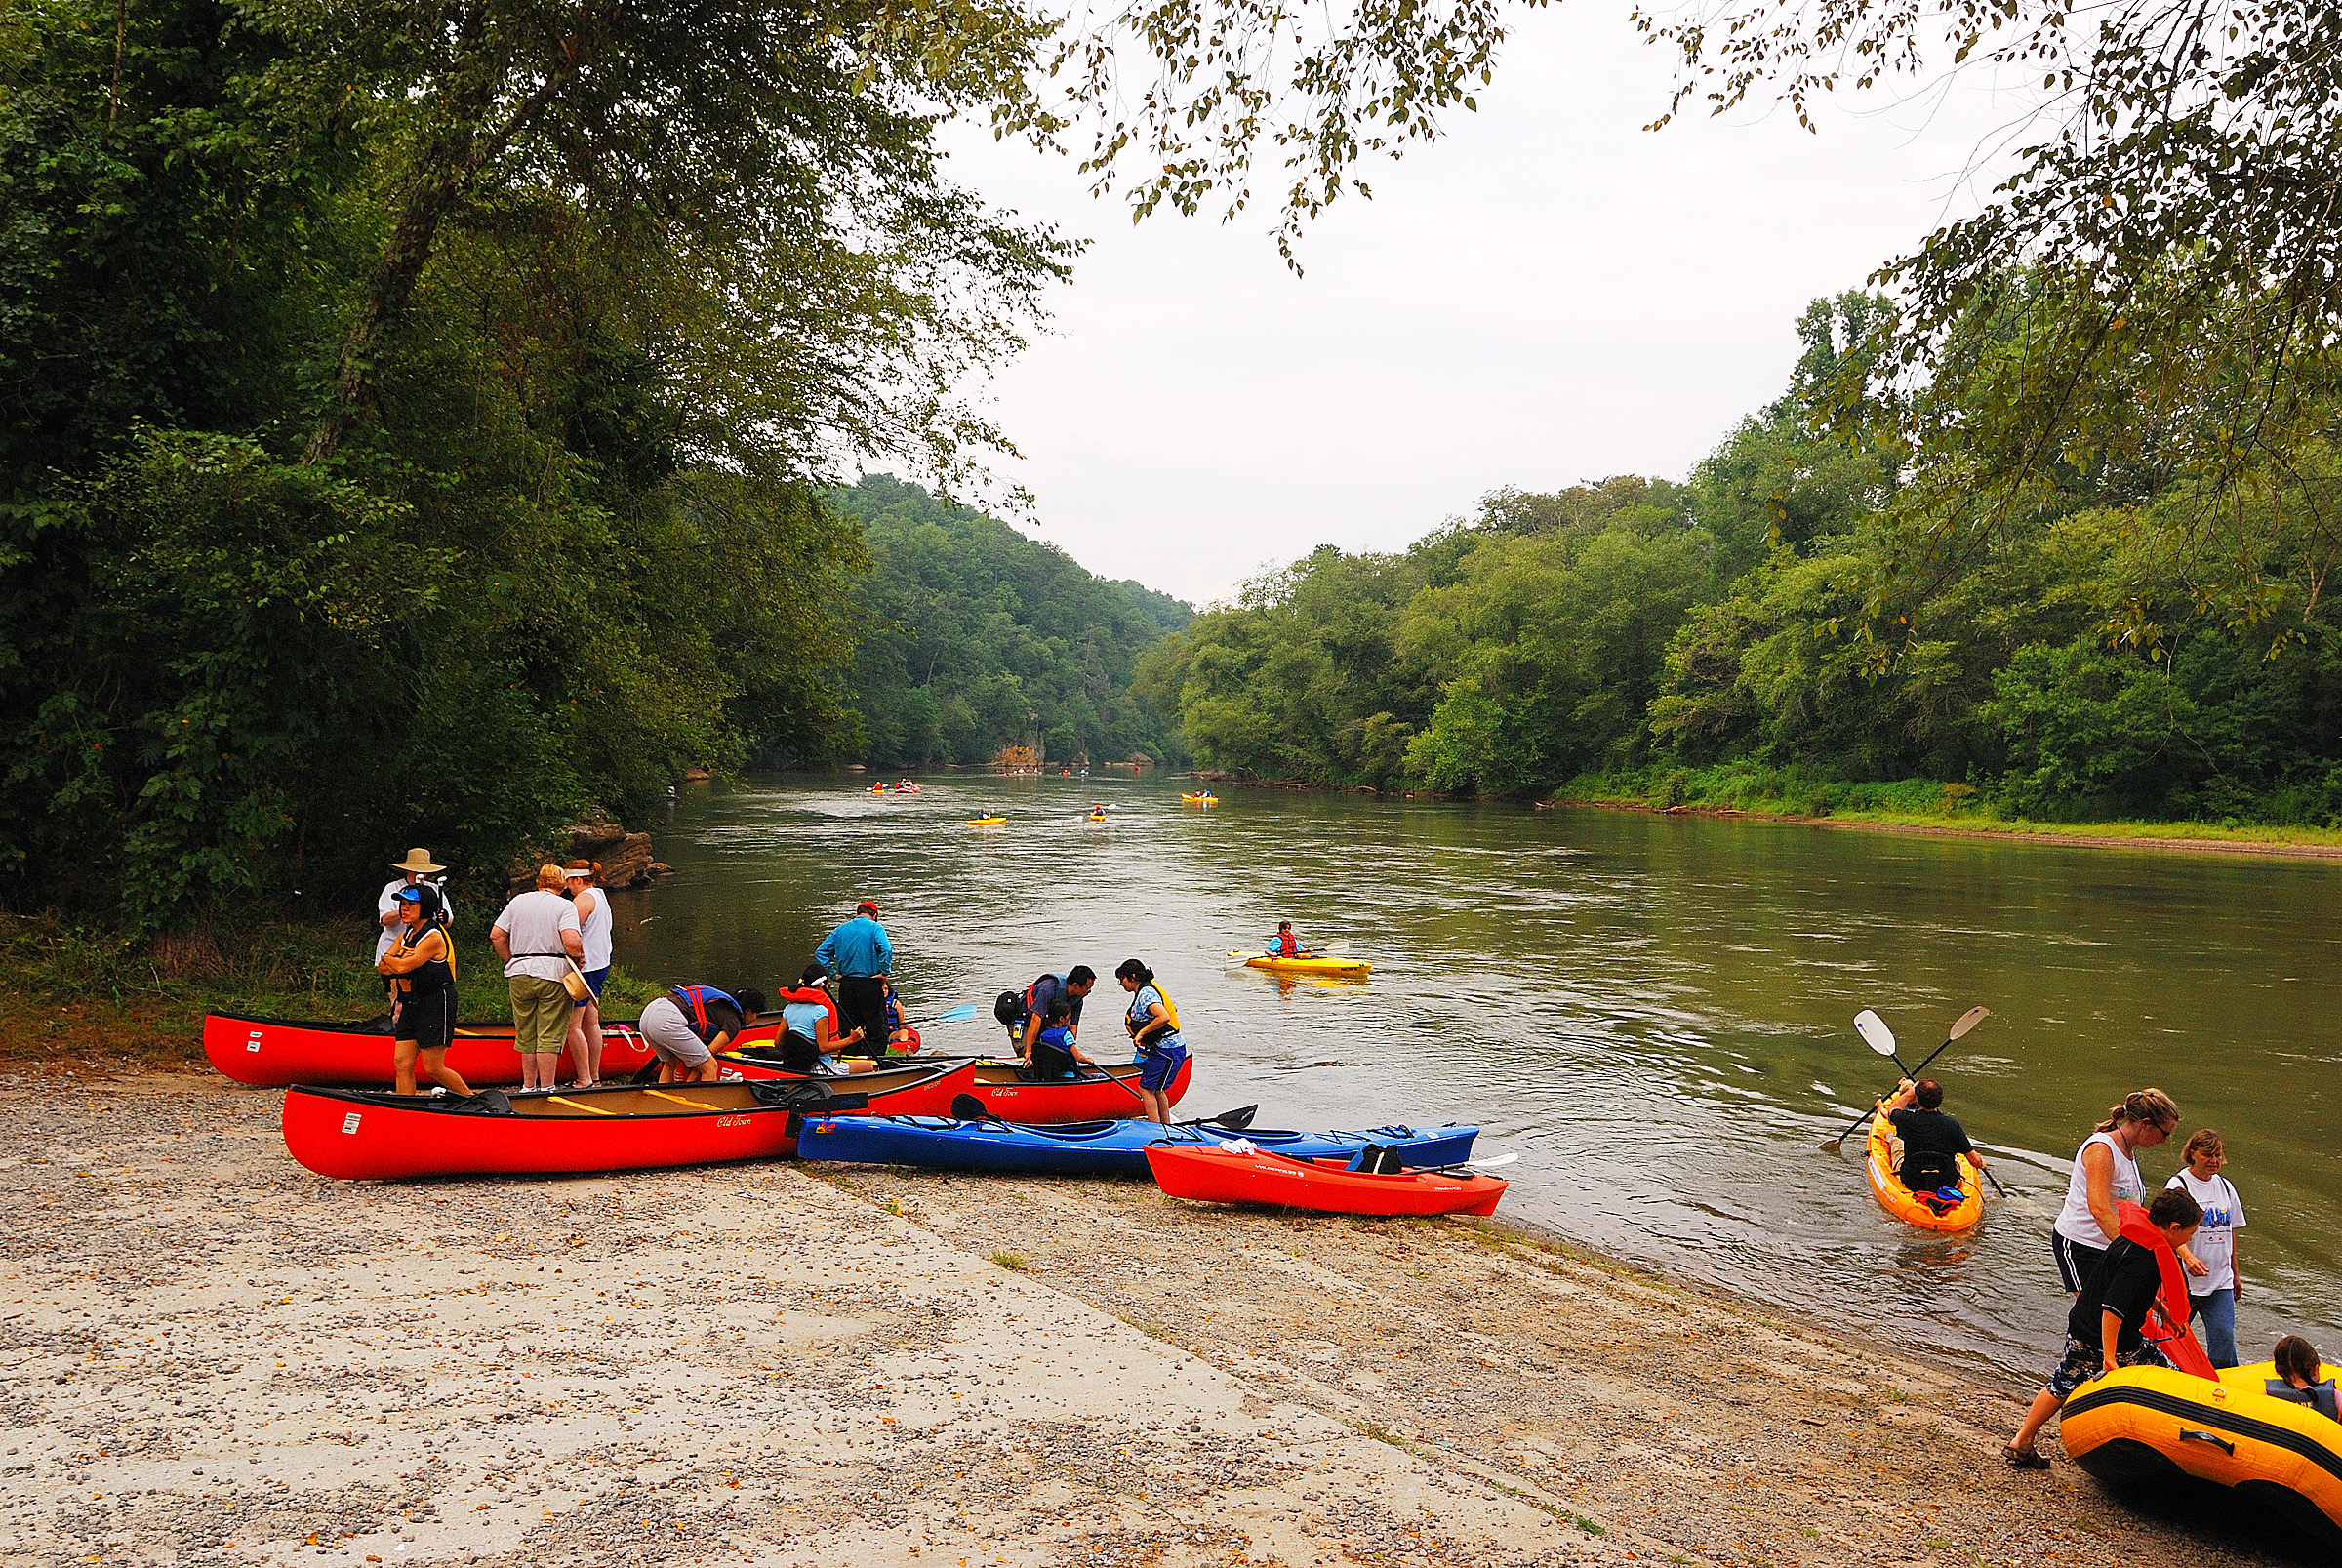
[573,966,610,1008]
[1138,1040,1187,1092]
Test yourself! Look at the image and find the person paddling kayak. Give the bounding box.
[1878,1077,1987,1196]
[1267,920,1305,958]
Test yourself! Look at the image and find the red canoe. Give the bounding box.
[720,1049,1191,1123]
[280,1071,936,1180]
[1144,1144,1506,1217]
[203,1011,779,1088]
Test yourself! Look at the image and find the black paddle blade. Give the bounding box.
[949,1093,987,1121]
[629,1059,661,1086]
[1209,1105,1259,1130]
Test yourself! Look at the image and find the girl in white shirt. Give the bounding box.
[2167,1128,2246,1368]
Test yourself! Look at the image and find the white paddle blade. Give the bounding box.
[1460,1152,1519,1170]
[1947,1004,1992,1041]
[1854,1009,1898,1056]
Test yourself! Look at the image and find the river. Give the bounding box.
[603,773,2342,1386]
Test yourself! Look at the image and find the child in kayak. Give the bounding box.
[2166,1129,2246,1367]
[1267,921,1305,958]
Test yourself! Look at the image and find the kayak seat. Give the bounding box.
[1347,1144,1404,1175]
[440,1089,515,1115]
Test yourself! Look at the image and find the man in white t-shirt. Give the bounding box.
[491,864,584,1092]
[376,849,454,963]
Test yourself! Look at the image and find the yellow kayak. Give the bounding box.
[1181,792,1218,805]
[1230,949,1370,978]
[967,816,1006,827]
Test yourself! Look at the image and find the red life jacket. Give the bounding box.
[2114,1200,2220,1381]
[1270,933,1298,956]
[773,985,839,1036]
[670,985,742,1044]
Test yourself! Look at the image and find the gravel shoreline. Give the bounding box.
[3,1072,2320,1567]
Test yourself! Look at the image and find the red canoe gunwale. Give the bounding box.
[279,1067,950,1181]
[717,1050,1191,1123]
[1144,1144,1505,1217]
[203,1010,784,1089]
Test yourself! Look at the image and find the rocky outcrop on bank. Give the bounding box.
[564,821,672,888]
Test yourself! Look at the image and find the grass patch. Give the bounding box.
[0,909,666,1067]
[991,1250,1028,1271]
[1344,1418,1407,1449]
[1552,763,2342,848]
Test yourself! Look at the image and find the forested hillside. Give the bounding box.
[1138,291,2342,826]
[836,477,1190,768]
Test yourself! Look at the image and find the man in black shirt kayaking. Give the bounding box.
[1880,1077,1987,1196]
[2003,1185,2203,1468]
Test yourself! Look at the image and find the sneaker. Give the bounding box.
[2003,1445,2050,1470]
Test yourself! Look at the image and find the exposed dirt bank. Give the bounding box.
[1,1073,2318,1567]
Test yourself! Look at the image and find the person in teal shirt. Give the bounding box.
[815,900,893,1063]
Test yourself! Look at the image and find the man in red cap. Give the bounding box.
[815,900,894,1064]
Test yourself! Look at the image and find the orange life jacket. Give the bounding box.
[2114,1200,2219,1381]
[773,985,839,1036]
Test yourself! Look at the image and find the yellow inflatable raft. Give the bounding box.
[2061,1360,2342,1550]
[1863,1106,1982,1231]
[967,816,1006,827]
[1230,949,1371,978]
[1181,792,1218,805]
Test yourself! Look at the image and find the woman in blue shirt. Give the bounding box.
[1115,958,1186,1126]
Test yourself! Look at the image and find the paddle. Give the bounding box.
[1820,1006,1991,1152]
[907,1004,979,1027]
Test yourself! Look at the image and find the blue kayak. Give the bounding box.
[795,1114,1478,1177]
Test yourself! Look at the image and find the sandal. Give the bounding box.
[2003,1444,2051,1470]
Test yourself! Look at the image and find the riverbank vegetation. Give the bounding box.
[835,477,1191,770]
[1138,280,2342,830]
[0,911,663,1065]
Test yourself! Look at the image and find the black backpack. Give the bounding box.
[993,990,1025,1028]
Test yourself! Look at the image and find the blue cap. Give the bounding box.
[394,885,424,902]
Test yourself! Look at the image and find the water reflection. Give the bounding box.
[610,775,2342,1385]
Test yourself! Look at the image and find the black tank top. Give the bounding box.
[400,923,455,996]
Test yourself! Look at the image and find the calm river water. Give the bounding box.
[605,774,2341,1386]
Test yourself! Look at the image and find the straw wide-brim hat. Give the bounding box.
[389,848,446,874]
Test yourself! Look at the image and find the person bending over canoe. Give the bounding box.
[1116,958,1186,1126]
[1010,968,1097,1060]
[1878,1077,1985,1197]
[2004,1186,2203,1470]
[377,884,473,1098]
[2051,1088,2178,1295]
[781,964,877,1076]
[639,984,766,1084]
[1267,920,1305,958]
[1024,1000,1095,1081]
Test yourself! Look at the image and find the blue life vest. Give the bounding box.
[670,985,740,1042]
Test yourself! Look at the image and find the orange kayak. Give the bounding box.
[1864,1107,1982,1231]
[1146,1143,1504,1216]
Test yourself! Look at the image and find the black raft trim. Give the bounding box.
[2063,1384,2342,1488]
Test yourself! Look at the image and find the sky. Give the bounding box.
[891,7,2035,606]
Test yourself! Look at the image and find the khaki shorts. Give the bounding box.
[638,996,712,1068]
[509,975,573,1057]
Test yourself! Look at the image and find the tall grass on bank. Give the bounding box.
[0,913,662,1066]
[1555,763,2342,848]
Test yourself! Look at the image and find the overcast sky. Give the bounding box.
[895,7,2031,606]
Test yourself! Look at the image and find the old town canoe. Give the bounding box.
[203,1010,785,1088]
[280,1075,893,1180]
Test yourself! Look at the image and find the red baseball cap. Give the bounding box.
[856,900,879,915]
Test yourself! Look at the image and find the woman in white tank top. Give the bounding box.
[2050,1088,2178,1291]
[561,862,615,1086]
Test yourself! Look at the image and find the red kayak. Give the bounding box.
[203,1011,780,1088]
[280,1070,938,1180]
[1145,1144,1506,1217]
[720,1049,1191,1122]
